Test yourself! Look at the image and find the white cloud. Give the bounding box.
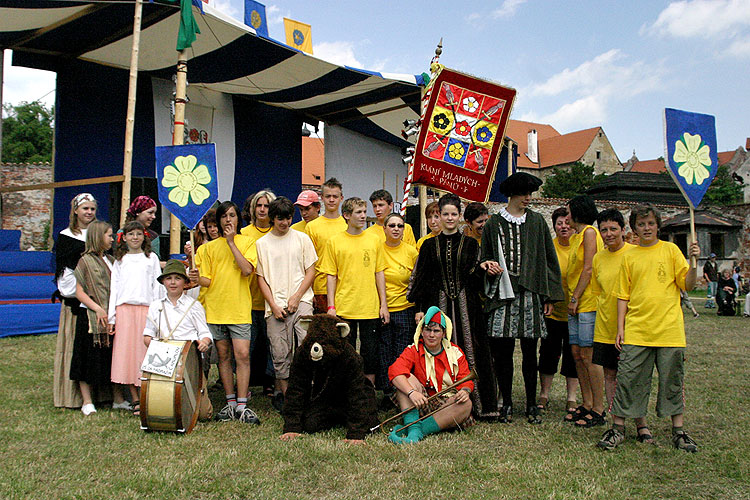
[727,36,750,56]
[2,54,56,109]
[210,0,240,19]
[265,5,289,26]
[520,50,664,131]
[492,0,528,18]
[312,41,363,68]
[647,0,750,38]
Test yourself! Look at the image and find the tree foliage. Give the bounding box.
[702,164,743,206]
[2,102,54,163]
[541,162,606,199]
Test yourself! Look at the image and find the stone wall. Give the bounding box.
[581,129,622,175]
[0,163,53,250]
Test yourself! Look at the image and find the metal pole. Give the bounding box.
[120,0,143,227]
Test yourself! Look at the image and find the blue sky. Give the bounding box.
[4,0,749,161]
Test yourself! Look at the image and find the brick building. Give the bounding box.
[0,162,53,250]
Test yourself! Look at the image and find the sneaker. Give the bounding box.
[112,401,131,410]
[597,428,625,450]
[81,403,97,416]
[237,407,261,425]
[271,392,285,414]
[672,431,698,453]
[214,404,237,422]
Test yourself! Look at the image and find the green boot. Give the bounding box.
[403,409,424,443]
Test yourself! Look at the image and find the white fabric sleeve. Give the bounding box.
[193,302,212,342]
[57,268,78,298]
[142,302,159,338]
[108,261,121,324]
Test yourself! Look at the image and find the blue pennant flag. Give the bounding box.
[244,0,269,38]
[663,108,719,209]
[155,144,219,229]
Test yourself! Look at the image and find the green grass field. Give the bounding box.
[1,310,748,500]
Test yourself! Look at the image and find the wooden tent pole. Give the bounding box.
[171,50,189,255]
[419,186,427,236]
[689,206,697,268]
[120,0,143,227]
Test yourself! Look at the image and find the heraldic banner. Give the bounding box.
[663,108,718,209]
[155,143,219,229]
[412,68,516,202]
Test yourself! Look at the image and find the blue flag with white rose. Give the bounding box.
[663,108,718,209]
[155,143,219,229]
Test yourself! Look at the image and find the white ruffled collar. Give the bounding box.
[499,207,526,225]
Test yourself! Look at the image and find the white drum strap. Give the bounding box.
[159,297,199,340]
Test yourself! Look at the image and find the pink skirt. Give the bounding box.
[111,304,149,386]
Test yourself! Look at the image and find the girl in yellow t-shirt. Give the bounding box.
[379,213,419,395]
[566,195,605,428]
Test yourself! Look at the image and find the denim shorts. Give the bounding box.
[568,311,596,347]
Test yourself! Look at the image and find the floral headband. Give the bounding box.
[73,193,96,210]
[127,195,157,217]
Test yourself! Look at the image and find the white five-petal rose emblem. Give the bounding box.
[673,132,711,185]
[462,96,478,113]
[161,155,212,207]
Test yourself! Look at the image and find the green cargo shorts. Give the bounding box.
[611,345,685,419]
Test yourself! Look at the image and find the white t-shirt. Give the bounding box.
[108,252,163,324]
[255,229,317,318]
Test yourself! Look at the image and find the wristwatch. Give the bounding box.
[570,297,578,304]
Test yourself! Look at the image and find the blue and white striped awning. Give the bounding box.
[0,0,421,146]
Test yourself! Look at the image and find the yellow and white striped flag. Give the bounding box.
[284,18,313,54]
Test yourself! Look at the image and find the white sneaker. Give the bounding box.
[81,403,97,416]
[112,401,131,410]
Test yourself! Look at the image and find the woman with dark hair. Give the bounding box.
[566,194,605,427]
[463,202,489,244]
[482,172,564,424]
[124,195,160,257]
[408,193,500,419]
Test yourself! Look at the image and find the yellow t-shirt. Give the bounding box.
[193,244,209,306]
[416,232,437,251]
[305,215,347,295]
[567,225,604,313]
[317,231,386,319]
[617,240,689,347]
[240,224,273,310]
[364,222,417,248]
[198,235,257,324]
[549,237,572,322]
[382,241,419,312]
[592,243,634,344]
[291,220,307,233]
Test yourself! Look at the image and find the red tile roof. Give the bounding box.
[505,120,560,168]
[538,127,601,168]
[302,137,324,186]
[717,151,734,166]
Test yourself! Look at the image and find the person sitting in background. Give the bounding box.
[388,306,473,444]
[716,268,737,316]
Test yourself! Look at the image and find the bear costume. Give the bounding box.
[282,314,378,440]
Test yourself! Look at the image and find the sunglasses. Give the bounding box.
[386,223,405,228]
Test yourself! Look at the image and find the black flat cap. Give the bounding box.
[498,172,543,196]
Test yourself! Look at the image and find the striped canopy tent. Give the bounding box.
[0,0,421,147]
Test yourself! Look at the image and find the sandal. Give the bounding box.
[536,396,549,412]
[636,426,655,444]
[130,400,140,417]
[564,405,586,423]
[575,409,606,428]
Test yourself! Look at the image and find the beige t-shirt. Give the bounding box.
[255,230,318,318]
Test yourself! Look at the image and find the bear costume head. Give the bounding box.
[298,314,351,365]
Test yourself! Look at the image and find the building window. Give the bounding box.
[673,233,687,256]
[596,151,601,160]
[710,233,724,258]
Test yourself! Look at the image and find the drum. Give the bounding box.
[140,340,204,433]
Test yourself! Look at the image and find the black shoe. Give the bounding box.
[526,405,542,424]
[271,392,284,414]
[499,405,512,423]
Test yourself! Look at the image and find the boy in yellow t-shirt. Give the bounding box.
[598,204,700,452]
[591,209,652,442]
[189,201,259,425]
[305,178,347,313]
[318,197,389,385]
[364,189,417,247]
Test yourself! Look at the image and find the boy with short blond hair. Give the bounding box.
[318,196,389,385]
[598,204,700,452]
